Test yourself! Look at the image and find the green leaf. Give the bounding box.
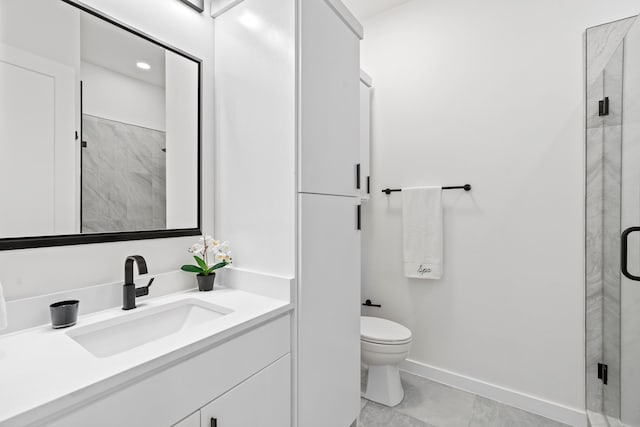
[181,265,203,273]
[208,261,228,273]
[194,256,208,271]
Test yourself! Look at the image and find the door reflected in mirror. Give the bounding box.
[0,0,201,246]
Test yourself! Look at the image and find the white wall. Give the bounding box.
[214,0,296,278]
[166,51,199,229]
[0,0,80,70]
[360,0,640,417]
[0,0,214,301]
[81,61,166,131]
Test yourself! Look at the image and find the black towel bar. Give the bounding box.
[382,184,471,195]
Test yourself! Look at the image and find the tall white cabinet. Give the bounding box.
[213,0,362,426]
[298,1,361,425]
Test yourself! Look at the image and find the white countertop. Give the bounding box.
[0,287,292,426]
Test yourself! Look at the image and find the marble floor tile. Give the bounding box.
[360,372,571,427]
[468,396,570,427]
[587,410,610,427]
[393,372,476,427]
[359,401,433,427]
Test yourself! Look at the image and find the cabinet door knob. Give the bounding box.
[211,417,218,427]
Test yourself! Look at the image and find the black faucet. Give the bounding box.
[123,255,154,310]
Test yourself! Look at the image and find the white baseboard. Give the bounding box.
[400,359,588,427]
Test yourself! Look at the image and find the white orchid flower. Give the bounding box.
[188,243,204,255]
[198,235,211,245]
[187,237,231,267]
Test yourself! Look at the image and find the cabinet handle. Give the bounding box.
[211,417,218,427]
[367,176,370,194]
[357,204,361,230]
[356,164,361,189]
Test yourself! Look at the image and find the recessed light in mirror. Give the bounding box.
[136,62,151,70]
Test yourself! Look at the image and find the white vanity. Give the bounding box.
[0,285,293,427]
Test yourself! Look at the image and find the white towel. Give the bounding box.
[402,186,443,279]
[0,281,6,331]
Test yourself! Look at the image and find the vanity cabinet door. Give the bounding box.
[200,355,291,427]
[299,0,360,197]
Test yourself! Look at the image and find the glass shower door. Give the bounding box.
[600,41,623,424]
[586,14,640,427]
[619,17,640,427]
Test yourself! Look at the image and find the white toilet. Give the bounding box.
[361,316,412,407]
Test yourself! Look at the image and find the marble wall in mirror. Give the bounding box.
[0,0,201,247]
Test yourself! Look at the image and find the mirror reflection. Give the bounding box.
[0,0,200,240]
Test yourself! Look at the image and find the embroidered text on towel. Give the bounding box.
[418,265,432,275]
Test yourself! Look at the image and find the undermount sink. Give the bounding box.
[67,299,232,358]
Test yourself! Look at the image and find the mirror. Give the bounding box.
[0,0,201,249]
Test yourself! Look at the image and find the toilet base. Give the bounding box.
[363,364,404,407]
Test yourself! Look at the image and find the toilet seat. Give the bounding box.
[361,336,412,345]
[361,316,412,345]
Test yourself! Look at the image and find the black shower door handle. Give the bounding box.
[621,227,640,281]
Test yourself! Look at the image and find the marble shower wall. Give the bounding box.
[601,43,623,421]
[585,15,636,420]
[81,115,166,233]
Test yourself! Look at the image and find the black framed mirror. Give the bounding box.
[0,0,202,250]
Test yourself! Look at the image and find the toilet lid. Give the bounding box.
[361,316,412,344]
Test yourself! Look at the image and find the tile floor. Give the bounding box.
[359,371,571,427]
